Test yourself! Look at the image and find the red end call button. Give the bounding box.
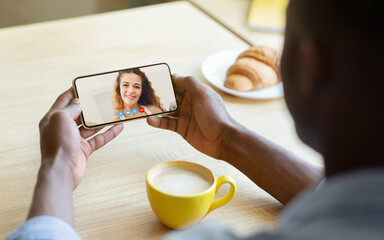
[139,107,145,113]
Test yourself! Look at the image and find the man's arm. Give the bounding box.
[148,75,322,204]
[221,123,322,205]
[28,88,124,225]
[28,160,76,226]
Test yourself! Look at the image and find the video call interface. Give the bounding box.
[74,63,177,127]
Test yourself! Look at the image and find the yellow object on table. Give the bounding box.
[146,161,236,229]
[247,0,289,32]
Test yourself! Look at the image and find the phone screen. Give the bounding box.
[73,63,178,128]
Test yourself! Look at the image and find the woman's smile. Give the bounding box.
[125,95,136,100]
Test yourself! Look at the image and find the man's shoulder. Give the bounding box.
[277,168,384,239]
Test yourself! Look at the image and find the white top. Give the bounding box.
[141,105,153,115]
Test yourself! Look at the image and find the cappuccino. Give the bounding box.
[151,167,212,195]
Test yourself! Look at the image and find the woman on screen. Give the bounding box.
[112,68,163,120]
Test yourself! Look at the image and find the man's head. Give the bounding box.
[281,0,384,176]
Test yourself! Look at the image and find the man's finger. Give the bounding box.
[172,74,186,93]
[175,92,184,106]
[172,74,205,98]
[75,115,82,126]
[88,124,124,152]
[62,98,81,120]
[147,116,177,132]
[40,88,76,129]
[183,75,206,95]
[49,88,75,111]
[79,126,103,139]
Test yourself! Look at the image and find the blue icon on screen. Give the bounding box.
[118,111,124,117]
[125,110,131,116]
[132,108,138,114]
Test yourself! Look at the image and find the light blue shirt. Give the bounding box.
[6,216,81,240]
[7,168,384,240]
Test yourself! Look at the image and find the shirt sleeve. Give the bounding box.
[6,216,82,240]
[163,224,279,240]
[315,178,326,191]
[163,224,240,240]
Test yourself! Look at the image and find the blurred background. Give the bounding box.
[0,0,177,28]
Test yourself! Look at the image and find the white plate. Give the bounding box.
[201,48,284,99]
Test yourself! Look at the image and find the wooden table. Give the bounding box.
[0,1,322,239]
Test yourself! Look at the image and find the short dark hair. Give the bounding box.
[290,0,383,100]
[292,0,384,42]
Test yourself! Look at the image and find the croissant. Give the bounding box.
[225,46,281,92]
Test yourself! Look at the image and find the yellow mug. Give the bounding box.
[146,161,236,229]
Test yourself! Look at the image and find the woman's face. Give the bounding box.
[119,73,142,106]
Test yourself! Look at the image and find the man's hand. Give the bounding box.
[39,88,124,188]
[28,88,124,225]
[147,74,236,159]
[147,74,322,205]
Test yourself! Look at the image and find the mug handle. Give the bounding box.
[205,175,237,215]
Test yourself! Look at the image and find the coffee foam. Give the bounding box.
[151,167,212,195]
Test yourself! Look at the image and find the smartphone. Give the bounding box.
[72,63,178,129]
